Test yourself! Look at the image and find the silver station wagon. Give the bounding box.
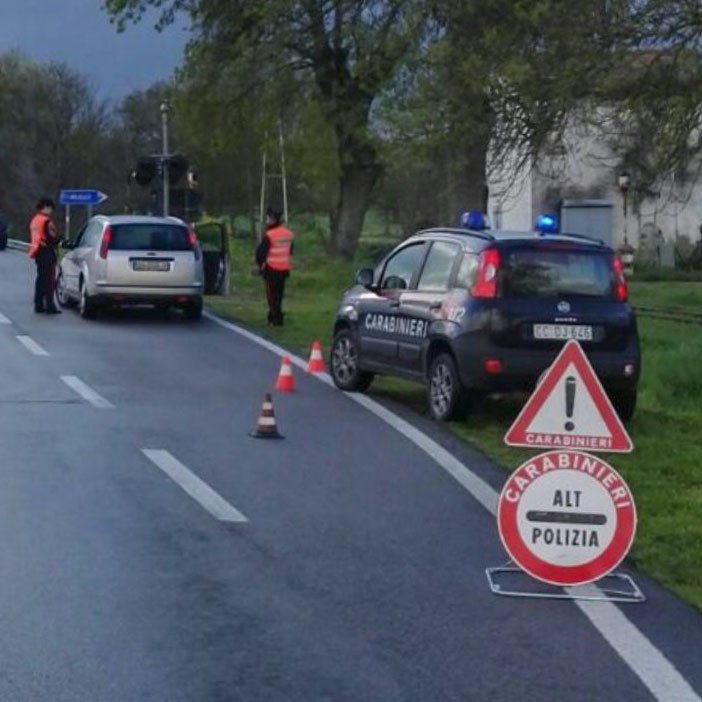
[56,215,204,319]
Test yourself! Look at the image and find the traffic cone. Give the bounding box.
[275,356,296,392]
[306,340,326,373]
[249,393,284,439]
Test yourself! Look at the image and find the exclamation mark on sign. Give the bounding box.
[564,376,576,432]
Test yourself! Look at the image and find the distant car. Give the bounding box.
[329,223,640,422]
[56,215,204,319]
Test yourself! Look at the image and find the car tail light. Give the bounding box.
[188,228,201,260]
[613,254,628,301]
[484,359,503,374]
[471,248,500,298]
[99,225,112,259]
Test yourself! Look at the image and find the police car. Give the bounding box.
[329,214,640,422]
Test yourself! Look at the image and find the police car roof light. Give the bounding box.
[536,214,559,234]
[460,210,488,231]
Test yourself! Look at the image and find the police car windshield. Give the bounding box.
[500,249,615,298]
[110,224,190,251]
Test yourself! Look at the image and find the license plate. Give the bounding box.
[132,260,169,272]
[533,324,593,341]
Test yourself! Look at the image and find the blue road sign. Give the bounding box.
[59,189,108,206]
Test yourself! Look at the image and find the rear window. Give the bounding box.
[109,224,190,252]
[500,248,615,298]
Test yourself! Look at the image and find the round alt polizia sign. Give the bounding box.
[497,450,637,586]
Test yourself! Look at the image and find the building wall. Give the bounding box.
[487,118,702,254]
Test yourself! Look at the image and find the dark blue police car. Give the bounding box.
[329,215,640,422]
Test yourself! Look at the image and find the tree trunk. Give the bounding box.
[330,156,381,258]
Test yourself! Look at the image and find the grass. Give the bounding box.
[629,281,702,310]
[206,221,702,610]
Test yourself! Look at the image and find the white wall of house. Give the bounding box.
[487,120,702,255]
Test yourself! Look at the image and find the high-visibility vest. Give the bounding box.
[265,226,294,271]
[28,213,53,259]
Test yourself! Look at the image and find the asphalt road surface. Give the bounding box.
[0,249,700,702]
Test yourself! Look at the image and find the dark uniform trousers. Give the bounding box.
[263,268,289,326]
[34,247,58,311]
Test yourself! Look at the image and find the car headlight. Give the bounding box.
[342,304,358,321]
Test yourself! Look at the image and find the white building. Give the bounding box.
[487,117,702,263]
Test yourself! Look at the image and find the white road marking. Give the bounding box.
[17,335,49,356]
[61,375,114,409]
[568,585,700,702]
[142,449,248,523]
[0,313,11,324]
[204,309,701,702]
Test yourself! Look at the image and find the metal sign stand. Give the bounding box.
[258,121,289,242]
[486,562,645,603]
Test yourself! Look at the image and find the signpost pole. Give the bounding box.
[161,101,170,217]
[64,205,71,242]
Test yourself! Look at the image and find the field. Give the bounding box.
[206,216,702,610]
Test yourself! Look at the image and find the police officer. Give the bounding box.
[28,198,61,314]
[256,208,294,326]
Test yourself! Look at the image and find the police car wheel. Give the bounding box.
[331,330,374,392]
[428,353,469,421]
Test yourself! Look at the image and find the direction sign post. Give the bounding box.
[59,190,108,206]
[59,190,108,241]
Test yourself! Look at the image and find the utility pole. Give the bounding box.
[161,100,170,217]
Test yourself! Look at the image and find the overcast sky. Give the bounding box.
[0,0,189,99]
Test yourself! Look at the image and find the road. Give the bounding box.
[0,248,700,702]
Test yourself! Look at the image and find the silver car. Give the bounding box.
[56,215,204,319]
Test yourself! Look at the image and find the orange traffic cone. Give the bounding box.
[250,393,284,439]
[275,356,296,392]
[306,340,326,373]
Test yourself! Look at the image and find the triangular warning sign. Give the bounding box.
[504,340,633,453]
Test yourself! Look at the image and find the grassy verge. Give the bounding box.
[629,280,702,309]
[207,227,702,610]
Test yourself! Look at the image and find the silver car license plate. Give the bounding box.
[133,260,170,272]
[533,324,593,341]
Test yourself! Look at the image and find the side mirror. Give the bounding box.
[382,275,407,291]
[355,268,374,288]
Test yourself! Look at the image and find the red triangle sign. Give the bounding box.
[504,340,633,453]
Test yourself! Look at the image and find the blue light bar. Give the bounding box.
[536,214,559,234]
[460,210,488,230]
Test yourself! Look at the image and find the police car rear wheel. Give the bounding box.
[428,353,469,421]
[331,330,374,392]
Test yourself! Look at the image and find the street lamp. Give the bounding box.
[618,171,631,247]
[160,100,171,217]
[617,171,635,276]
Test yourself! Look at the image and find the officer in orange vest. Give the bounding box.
[255,208,294,326]
[28,197,61,314]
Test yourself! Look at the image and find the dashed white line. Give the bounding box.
[0,312,11,324]
[61,375,114,409]
[142,449,248,523]
[204,309,701,702]
[17,335,49,356]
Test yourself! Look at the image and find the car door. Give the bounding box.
[61,224,89,295]
[397,240,462,373]
[357,241,428,370]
